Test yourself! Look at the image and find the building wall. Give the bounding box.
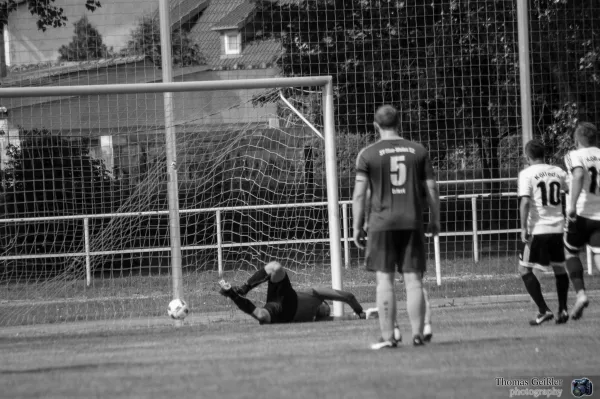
[6,0,158,65]
[6,68,280,133]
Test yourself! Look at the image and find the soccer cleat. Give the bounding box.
[370,337,399,350]
[423,323,433,342]
[393,324,402,342]
[555,309,569,324]
[529,310,554,326]
[412,335,425,346]
[570,296,590,320]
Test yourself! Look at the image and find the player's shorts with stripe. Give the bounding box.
[262,273,298,324]
[519,233,565,271]
[365,230,426,274]
[564,215,600,253]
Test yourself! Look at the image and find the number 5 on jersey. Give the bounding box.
[390,155,406,187]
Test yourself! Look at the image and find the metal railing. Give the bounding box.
[2,178,591,286]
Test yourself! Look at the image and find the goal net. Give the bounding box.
[0,77,345,329]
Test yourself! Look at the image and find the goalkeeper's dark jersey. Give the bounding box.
[356,137,434,232]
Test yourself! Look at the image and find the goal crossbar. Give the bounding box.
[0,76,332,98]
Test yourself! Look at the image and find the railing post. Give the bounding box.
[471,197,479,263]
[216,210,223,276]
[342,203,349,269]
[434,234,441,286]
[84,217,91,287]
[587,246,593,275]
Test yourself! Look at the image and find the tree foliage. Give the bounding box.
[254,0,520,183]
[1,128,122,216]
[123,15,205,67]
[529,0,600,165]
[58,16,110,61]
[254,0,599,183]
[0,129,128,270]
[0,0,101,30]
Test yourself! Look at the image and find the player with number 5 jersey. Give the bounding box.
[352,105,440,350]
[563,122,600,321]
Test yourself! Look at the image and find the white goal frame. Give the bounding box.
[0,76,346,318]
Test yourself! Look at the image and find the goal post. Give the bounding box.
[0,76,347,328]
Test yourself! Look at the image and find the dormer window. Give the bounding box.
[211,1,255,58]
[225,32,242,55]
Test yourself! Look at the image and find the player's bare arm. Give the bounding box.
[424,179,441,236]
[352,175,369,249]
[568,166,585,219]
[519,196,530,243]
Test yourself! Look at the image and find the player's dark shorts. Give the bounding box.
[365,230,426,274]
[519,233,565,271]
[564,216,600,253]
[262,273,298,324]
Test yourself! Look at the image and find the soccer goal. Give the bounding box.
[0,76,347,329]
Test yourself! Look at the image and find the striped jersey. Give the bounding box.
[565,147,600,221]
[518,163,567,234]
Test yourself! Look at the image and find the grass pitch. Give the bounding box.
[1,292,599,399]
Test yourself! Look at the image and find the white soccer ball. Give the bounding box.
[167,298,189,320]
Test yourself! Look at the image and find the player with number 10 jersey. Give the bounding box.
[518,164,567,237]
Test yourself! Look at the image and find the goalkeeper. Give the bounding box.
[218,261,366,323]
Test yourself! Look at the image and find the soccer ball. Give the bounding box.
[167,298,189,320]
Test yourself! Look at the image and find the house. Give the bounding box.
[0,0,305,182]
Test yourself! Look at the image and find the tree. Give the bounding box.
[123,15,205,67]
[58,16,110,61]
[0,0,101,31]
[529,0,600,165]
[254,0,521,191]
[0,129,125,272]
[0,0,101,76]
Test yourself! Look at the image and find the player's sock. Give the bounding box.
[521,272,549,314]
[376,280,396,342]
[566,257,585,292]
[405,278,425,338]
[238,267,270,295]
[423,323,433,342]
[554,273,569,312]
[423,288,432,342]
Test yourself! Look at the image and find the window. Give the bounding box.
[225,32,241,55]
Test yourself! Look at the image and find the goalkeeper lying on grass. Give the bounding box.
[218,261,367,323]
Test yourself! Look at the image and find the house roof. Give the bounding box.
[190,0,281,69]
[156,0,210,29]
[210,2,255,31]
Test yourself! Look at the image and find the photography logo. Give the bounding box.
[571,378,593,397]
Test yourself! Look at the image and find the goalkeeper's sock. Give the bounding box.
[566,257,585,293]
[521,272,548,314]
[555,273,570,312]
